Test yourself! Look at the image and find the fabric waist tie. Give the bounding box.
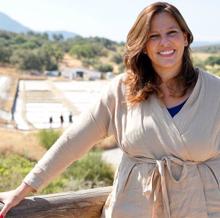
[122,153,220,218]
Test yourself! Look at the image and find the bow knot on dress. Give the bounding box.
[141,156,220,218]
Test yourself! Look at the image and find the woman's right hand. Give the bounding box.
[0,189,24,217]
[0,182,35,217]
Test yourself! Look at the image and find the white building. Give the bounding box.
[61,68,101,80]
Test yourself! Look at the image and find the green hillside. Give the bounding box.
[0,30,124,74]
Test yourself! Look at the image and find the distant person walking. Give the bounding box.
[60,114,64,127]
[49,116,53,128]
[69,113,73,123]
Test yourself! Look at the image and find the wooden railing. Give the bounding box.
[0,186,112,218]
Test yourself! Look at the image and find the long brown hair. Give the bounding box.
[124,2,197,105]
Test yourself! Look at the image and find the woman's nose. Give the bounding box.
[159,35,170,46]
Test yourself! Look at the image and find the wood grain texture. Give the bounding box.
[0,186,112,218]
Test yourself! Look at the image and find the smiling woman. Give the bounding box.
[124,2,196,108]
[145,12,188,79]
[1,2,220,218]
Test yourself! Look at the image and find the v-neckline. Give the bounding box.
[154,68,202,132]
[147,70,202,159]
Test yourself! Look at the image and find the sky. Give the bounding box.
[0,0,219,42]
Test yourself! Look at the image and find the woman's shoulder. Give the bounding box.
[198,68,220,81]
[100,73,127,105]
[107,73,126,94]
[110,73,126,85]
[197,67,220,86]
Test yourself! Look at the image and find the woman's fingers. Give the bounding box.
[0,184,34,217]
[0,191,19,217]
[0,203,10,217]
[0,195,10,217]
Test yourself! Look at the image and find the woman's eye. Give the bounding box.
[149,34,159,40]
[168,31,177,36]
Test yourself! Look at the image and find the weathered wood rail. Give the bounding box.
[0,186,112,218]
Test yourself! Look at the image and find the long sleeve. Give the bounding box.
[23,77,119,191]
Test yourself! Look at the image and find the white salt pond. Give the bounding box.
[13,79,110,130]
[54,80,108,112]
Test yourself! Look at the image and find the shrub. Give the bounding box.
[111,54,123,64]
[0,154,35,191]
[0,154,67,194]
[0,150,114,194]
[64,149,114,190]
[38,129,61,150]
[205,56,220,66]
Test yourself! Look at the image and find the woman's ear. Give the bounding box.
[183,33,188,47]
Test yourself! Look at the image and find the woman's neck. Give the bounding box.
[159,83,192,108]
[157,70,179,84]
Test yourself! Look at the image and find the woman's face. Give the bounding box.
[145,12,188,77]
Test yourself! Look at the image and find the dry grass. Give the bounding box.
[59,54,83,70]
[0,65,19,112]
[99,56,118,73]
[0,65,21,76]
[2,76,18,113]
[192,52,219,61]
[0,127,116,162]
[0,128,46,161]
[59,53,121,74]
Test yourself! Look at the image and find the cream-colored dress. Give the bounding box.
[24,69,220,218]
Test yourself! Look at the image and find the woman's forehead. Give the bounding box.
[149,12,180,32]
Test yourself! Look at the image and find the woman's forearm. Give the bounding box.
[14,182,36,200]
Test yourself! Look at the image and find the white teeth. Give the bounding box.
[159,50,174,55]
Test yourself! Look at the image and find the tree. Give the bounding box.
[0,47,12,63]
[52,33,64,42]
[96,64,113,73]
[10,50,43,71]
[111,54,123,64]
[205,56,220,66]
[38,44,63,71]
